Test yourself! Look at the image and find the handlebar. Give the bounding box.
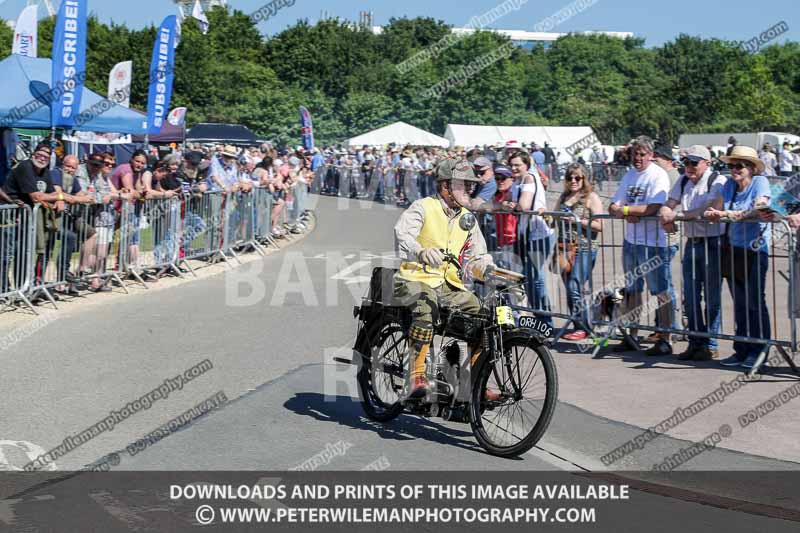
[488,266,525,283]
[438,250,524,286]
[439,249,464,278]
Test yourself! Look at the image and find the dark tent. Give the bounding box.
[186,123,259,146]
[131,115,186,144]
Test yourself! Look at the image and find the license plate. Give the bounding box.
[518,316,553,338]
[496,306,515,326]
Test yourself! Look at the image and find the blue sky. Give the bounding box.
[1,0,797,47]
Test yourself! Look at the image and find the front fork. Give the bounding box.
[477,327,522,402]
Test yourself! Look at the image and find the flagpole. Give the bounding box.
[50,126,57,169]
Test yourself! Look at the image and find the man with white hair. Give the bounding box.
[660,145,727,361]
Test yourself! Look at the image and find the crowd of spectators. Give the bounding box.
[0,141,314,299]
[312,135,799,373]
[2,133,798,372]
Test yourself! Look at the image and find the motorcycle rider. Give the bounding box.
[394,158,496,400]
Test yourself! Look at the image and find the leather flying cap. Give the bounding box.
[436,158,480,182]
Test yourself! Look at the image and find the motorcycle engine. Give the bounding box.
[439,340,472,403]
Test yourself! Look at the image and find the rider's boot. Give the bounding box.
[403,325,433,401]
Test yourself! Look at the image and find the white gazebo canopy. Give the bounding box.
[444,124,598,151]
[346,121,450,148]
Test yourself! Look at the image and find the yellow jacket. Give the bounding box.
[396,196,473,290]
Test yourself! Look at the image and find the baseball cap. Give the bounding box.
[494,164,513,179]
[185,151,204,166]
[87,153,105,166]
[473,156,492,169]
[684,145,711,162]
[653,143,673,160]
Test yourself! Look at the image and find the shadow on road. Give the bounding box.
[284,392,513,457]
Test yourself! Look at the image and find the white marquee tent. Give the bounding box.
[444,124,598,151]
[345,121,450,148]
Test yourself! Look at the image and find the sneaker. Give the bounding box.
[563,330,589,341]
[741,355,769,369]
[676,346,699,361]
[693,348,719,361]
[644,332,661,344]
[645,339,672,356]
[611,337,640,353]
[719,355,744,367]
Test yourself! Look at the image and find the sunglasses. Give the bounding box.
[495,175,512,181]
[682,160,701,167]
[476,167,490,175]
[33,152,50,160]
[565,175,583,182]
[728,162,748,171]
[103,162,115,167]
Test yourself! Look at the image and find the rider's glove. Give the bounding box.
[470,256,495,280]
[418,248,444,268]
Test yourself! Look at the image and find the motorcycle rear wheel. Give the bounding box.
[357,321,407,422]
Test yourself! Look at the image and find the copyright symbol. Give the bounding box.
[719,424,732,438]
[196,505,215,525]
[107,453,120,466]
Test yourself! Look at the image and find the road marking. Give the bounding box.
[331,260,372,285]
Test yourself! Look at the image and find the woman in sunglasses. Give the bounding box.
[553,164,603,341]
[704,146,772,370]
[509,150,555,326]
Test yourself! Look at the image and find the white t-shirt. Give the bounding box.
[760,151,777,176]
[781,151,794,172]
[612,163,670,247]
[520,172,553,240]
[668,169,728,238]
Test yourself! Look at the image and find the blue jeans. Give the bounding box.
[1,226,15,294]
[524,236,553,326]
[622,241,672,295]
[661,243,679,330]
[374,169,385,200]
[730,250,770,359]
[683,238,723,350]
[292,183,307,222]
[563,248,597,331]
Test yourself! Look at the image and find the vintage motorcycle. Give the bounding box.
[343,253,558,458]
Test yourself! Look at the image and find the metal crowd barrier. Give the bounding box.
[1,187,295,313]
[28,203,82,307]
[118,196,184,287]
[252,186,279,249]
[0,204,36,313]
[315,164,436,205]
[222,190,266,262]
[585,215,798,375]
[27,201,130,306]
[478,209,799,376]
[178,190,223,272]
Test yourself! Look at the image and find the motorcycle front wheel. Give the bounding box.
[469,331,558,457]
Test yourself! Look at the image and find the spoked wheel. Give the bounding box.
[469,331,558,457]
[357,322,407,422]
